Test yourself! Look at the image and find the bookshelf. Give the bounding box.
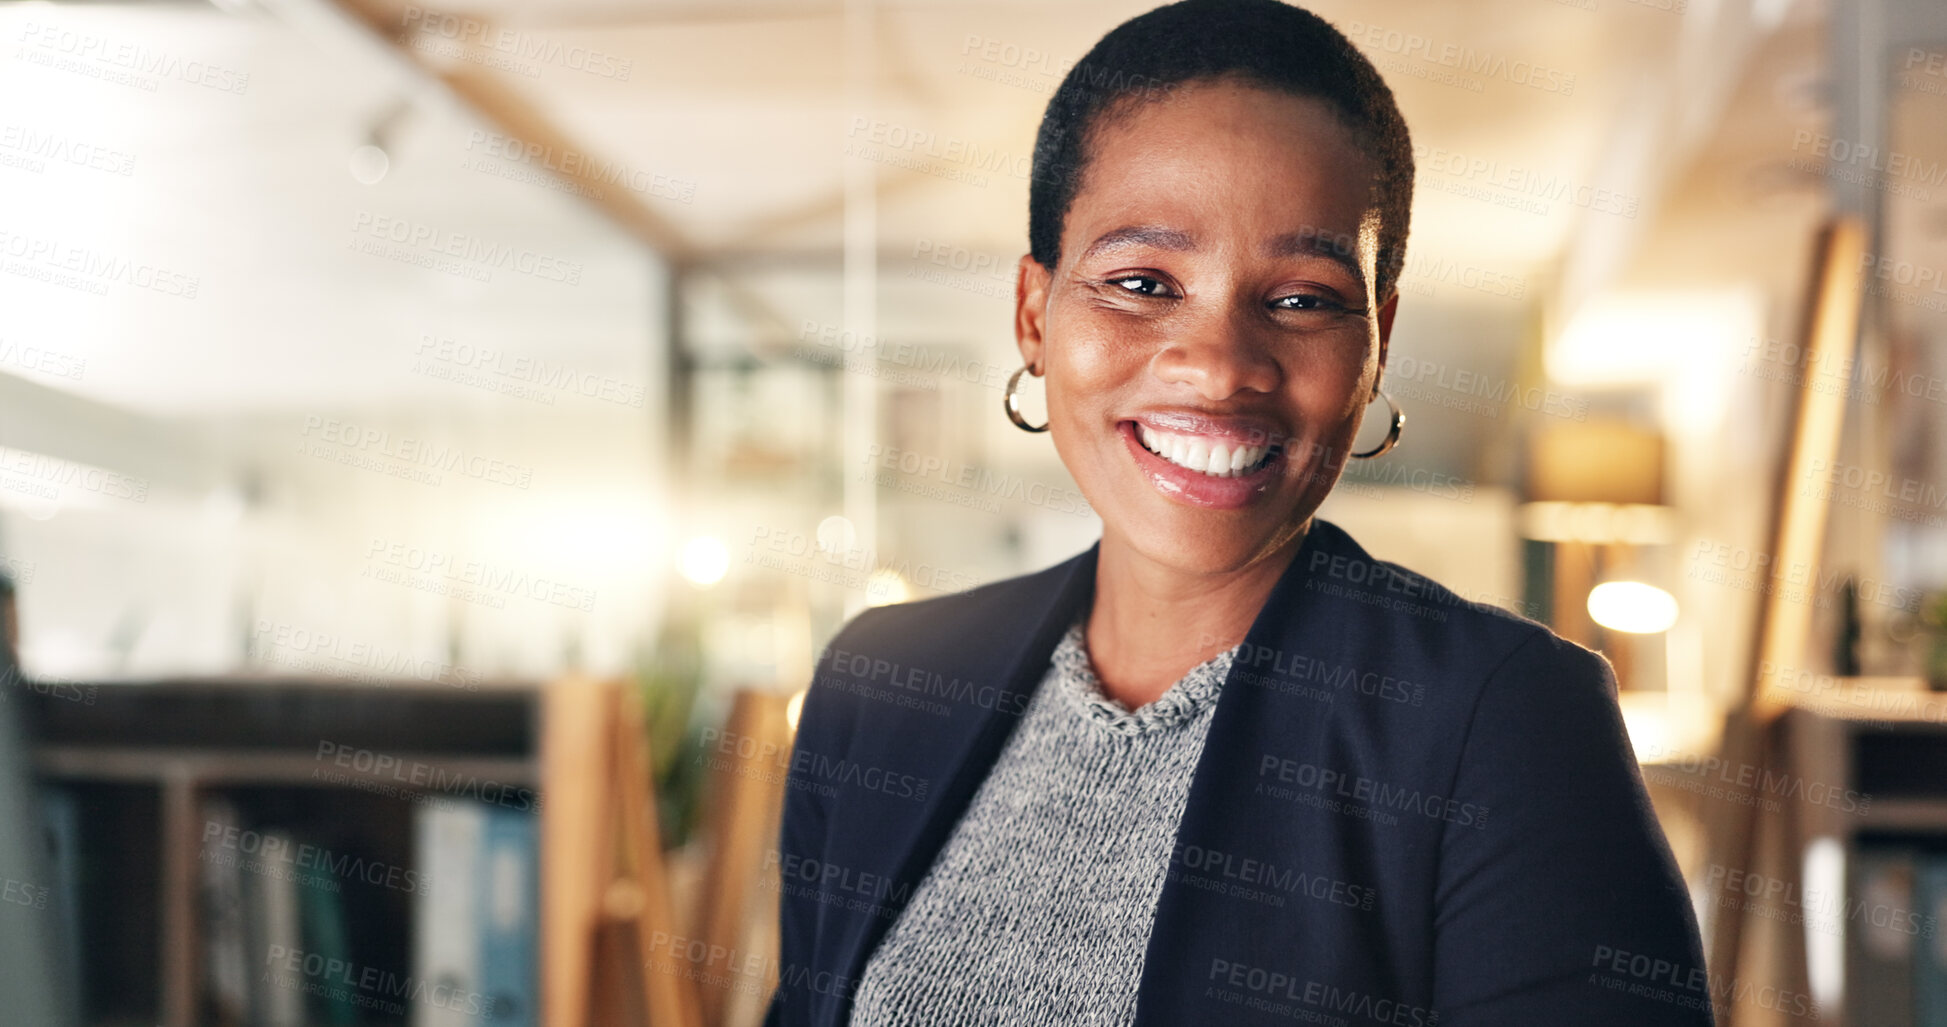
[22,674,698,1027]
[1778,683,1947,1027]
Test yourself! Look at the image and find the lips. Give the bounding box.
[1119,413,1290,509]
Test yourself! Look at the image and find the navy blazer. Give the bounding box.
[764,519,1712,1026]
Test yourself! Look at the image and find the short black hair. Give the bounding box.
[1028,0,1414,301]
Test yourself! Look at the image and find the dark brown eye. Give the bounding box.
[1272,293,1369,323]
[1110,275,1173,297]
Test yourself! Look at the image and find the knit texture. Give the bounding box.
[848,620,1242,1026]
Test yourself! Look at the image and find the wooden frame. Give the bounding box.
[542,675,702,1027]
[1702,216,1866,1025]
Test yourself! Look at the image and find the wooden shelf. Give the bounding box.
[26,674,544,1027]
[1773,678,1943,725]
[1858,797,1947,832]
[30,675,538,757]
[36,744,537,788]
[24,672,727,1027]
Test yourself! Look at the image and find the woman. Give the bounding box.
[767,2,1710,1025]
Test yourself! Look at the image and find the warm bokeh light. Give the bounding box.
[1518,502,1677,544]
[865,569,911,608]
[816,515,858,555]
[678,535,730,587]
[785,687,806,732]
[1546,289,1759,388]
[1587,581,1679,634]
[348,143,390,184]
[1545,289,1761,439]
[1801,836,1846,1011]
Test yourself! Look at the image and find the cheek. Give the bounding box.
[1053,313,1136,382]
[1046,319,1145,421]
[1279,361,1376,450]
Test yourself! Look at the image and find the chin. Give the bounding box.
[1109,496,1314,576]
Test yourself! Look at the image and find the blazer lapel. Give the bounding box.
[835,541,1101,1002]
[1133,519,1392,1023]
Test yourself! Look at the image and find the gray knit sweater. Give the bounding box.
[847,619,1242,1026]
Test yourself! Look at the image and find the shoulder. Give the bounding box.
[819,546,1090,665]
[1307,519,1544,631]
[795,545,1095,742]
[1302,518,1601,686]
[1277,521,1620,762]
[1316,522,1626,764]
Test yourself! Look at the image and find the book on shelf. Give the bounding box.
[415,801,482,1027]
[199,796,250,1026]
[479,805,539,1026]
[1917,855,1947,1027]
[246,828,304,1027]
[412,799,539,1027]
[1851,846,1943,1027]
[202,802,371,1027]
[38,785,84,1021]
[296,863,357,1026]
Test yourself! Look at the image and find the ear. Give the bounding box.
[1372,291,1400,393]
[1014,253,1053,374]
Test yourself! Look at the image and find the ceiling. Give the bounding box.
[0,0,1821,417]
[334,0,1759,267]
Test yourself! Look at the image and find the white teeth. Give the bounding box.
[1135,424,1273,478]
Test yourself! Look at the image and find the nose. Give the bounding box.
[1149,303,1283,400]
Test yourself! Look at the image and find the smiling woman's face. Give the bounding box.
[1016,75,1398,577]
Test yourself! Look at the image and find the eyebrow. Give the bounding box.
[1077,225,1195,262]
[1077,224,1367,284]
[1265,230,1366,283]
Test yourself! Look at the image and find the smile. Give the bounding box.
[1136,424,1277,478]
[1118,416,1289,510]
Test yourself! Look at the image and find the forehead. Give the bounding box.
[1065,79,1379,265]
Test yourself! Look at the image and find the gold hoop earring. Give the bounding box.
[1004,364,1049,433]
[1350,390,1402,459]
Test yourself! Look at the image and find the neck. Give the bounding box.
[1083,519,1312,710]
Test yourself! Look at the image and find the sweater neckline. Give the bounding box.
[1048,621,1239,737]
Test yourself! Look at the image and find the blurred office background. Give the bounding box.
[0,0,1943,1024]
